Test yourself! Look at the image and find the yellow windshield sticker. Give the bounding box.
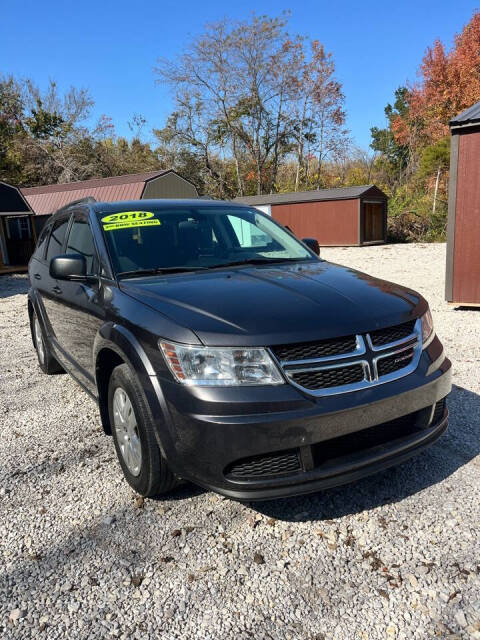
[100,211,160,231]
[103,219,161,231]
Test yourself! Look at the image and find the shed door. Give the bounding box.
[3,215,34,265]
[362,203,384,242]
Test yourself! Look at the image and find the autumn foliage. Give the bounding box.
[2,10,480,243]
[369,11,480,241]
[393,11,480,146]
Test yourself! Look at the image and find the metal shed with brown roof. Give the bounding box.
[21,169,198,215]
[0,170,198,268]
[446,102,480,306]
[235,185,388,246]
[0,182,35,269]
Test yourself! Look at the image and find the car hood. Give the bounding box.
[119,261,427,346]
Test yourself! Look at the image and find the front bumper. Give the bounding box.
[153,336,452,500]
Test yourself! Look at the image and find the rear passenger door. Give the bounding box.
[51,211,105,390]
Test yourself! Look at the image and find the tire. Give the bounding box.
[108,363,178,497]
[32,310,64,375]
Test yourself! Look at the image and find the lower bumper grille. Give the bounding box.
[224,398,447,483]
[225,449,301,479]
[312,405,431,466]
[432,397,446,423]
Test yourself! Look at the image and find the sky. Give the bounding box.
[1,0,478,150]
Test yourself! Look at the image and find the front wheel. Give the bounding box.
[108,363,178,497]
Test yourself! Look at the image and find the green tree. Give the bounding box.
[370,87,410,190]
[0,76,26,184]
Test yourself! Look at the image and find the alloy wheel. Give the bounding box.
[113,387,142,476]
[34,316,45,365]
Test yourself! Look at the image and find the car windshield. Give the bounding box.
[97,205,316,277]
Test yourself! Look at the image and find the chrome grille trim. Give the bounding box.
[372,342,418,381]
[271,319,423,397]
[278,335,366,367]
[285,360,371,396]
[366,330,418,352]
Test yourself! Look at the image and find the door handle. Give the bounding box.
[52,285,62,295]
[34,273,41,280]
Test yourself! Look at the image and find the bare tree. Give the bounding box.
[155,13,340,196]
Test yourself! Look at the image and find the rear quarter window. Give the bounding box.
[33,223,51,260]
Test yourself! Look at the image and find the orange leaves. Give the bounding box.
[390,115,410,146]
[394,11,480,148]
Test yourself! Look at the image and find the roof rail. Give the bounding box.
[55,196,97,214]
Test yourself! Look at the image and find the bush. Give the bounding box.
[387,211,430,242]
[387,187,447,242]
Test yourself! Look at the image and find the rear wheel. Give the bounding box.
[108,363,178,497]
[32,311,63,374]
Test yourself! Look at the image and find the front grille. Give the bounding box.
[312,408,429,467]
[369,320,416,347]
[377,347,415,376]
[272,318,421,396]
[290,363,365,390]
[225,449,301,479]
[271,335,357,362]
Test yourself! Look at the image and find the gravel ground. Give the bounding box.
[0,243,479,640]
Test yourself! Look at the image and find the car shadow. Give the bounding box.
[0,274,29,298]
[247,384,478,522]
[155,482,206,502]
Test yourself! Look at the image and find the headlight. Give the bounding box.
[421,309,434,346]
[159,341,284,386]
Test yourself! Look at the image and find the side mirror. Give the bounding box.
[302,237,320,256]
[50,253,88,281]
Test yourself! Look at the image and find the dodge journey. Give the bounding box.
[28,199,451,499]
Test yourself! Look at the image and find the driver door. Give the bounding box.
[50,211,105,392]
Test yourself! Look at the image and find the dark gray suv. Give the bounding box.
[28,198,451,500]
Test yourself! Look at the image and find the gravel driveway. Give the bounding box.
[1,243,479,640]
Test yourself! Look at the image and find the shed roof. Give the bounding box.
[450,101,480,129]
[234,185,386,207]
[0,181,33,214]
[21,170,185,215]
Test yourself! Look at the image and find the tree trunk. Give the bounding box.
[432,167,441,215]
[295,97,308,192]
[305,140,310,185]
[256,156,262,195]
[232,134,244,196]
[270,88,284,194]
[316,117,325,190]
[316,153,323,190]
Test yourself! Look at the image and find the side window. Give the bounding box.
[227,214,271,248]
[65,218,98,275]
[46,217,70,263]
[34,222,51,259]
[6,216,32,241]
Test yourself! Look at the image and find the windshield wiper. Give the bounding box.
[117,266,209,279]
[117,258,315,278]
[208,257,313,269]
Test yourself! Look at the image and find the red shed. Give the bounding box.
[446,102,480,306]
[234,185,388,246]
